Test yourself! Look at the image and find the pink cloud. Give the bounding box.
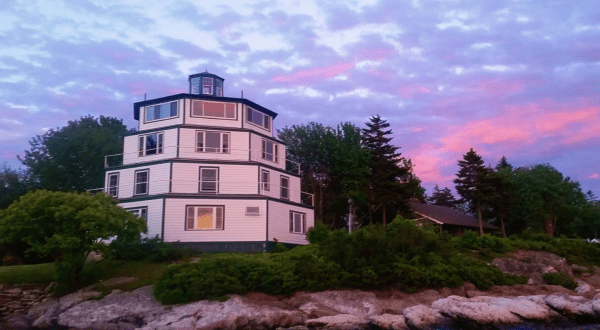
[408,144,455,185]
[397,84,432,99]
[590,173,600,179]
[469,78,525,96]
[440,120,531,153]
[271,62,355,83]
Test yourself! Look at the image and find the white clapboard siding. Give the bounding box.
[178,128,251,161]
[119,199,164,239]
[171,163,259,195]
[184,99,243,128]
[163,198,267,243]
[267,200,314,245]
[138,100,185,131]
[258,166,302,203]
[123,128,178,165]
[241,104,274,137]
[249,133,286,171]
[106,163,171,199]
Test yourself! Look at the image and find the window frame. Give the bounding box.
[246,206,260,216]
[202,77,214,95]
[185,205,224,231]
[126,207,148,221]
[196,130,230,153]
[190,100,237,120]
[246,106,271,131]
[289,211,307,234]
[261,170,270,191]
[215,80,223,97]
[144,101,178,123]
[261,139,279,163]
[138,132,164,157]
[107,172,119,197]
[199,167,219,194]
[134,169,150,196]
[280,175,289,200]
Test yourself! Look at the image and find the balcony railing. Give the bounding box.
[104,145,302,174]
[88,180,314,206]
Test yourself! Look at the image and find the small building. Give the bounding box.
[408,201,499,235]
[102,72,315,252]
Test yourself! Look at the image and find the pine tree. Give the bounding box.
[362,115,406,226]
[453,148,492,235]
[427,184,458,208]
[495,156,512,171]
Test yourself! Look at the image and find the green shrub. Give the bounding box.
[110,236,181,262]
[543,272,578,290]
[272,242,287,253]
[306,221,330,244]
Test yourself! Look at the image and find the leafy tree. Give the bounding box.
[485,166,513,237]
[511,164,587,237]
[0,190,146,291]
[0,165,32,209]
[427,184,458,208]
[454,148,492,235]
[19,115,132,192]
[362,115,408,226]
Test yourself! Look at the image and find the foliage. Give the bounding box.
[306,221,331,244]
[543,272,578,290]
[426,184,458,208]
[109,236,184,262]
[19,115,132,192]
[510,164,588,237]
[0,165,32,210]
[0,190,146,293]
[454,148,493,235]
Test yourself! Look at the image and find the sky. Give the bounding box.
[1,0,599,197]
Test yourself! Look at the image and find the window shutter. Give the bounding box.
[139,136,144,156]
[261,140,266,159]
[197,131,204,152]
[222,133,229,153]
[289,212,293,233]
[216,207,223,229]
[186,207,194,230]
[274,145,278,163]
[158,133,163,153]
[302,214,307,233]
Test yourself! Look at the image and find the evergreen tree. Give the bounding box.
[426,184,458,208]
[453,148,492,235]
[362,115,407,226]
[495,156,512,171]
[485,167,513,237]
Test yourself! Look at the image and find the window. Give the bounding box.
[196,131,229,153]
[186,206,224,230]
[107,173,119,197]
[246,107,270,130]
[216,80,223,97]
[190,77,200,94]
[261,170,270,191]
[191,100,236,119]
[138,133,164,156]
[289,211,307,234]
[202,77,213,95]
[262,140,278,162]
[134,170,149,196]
[146,101,177,122]
[280,176,289,200]
[246,207,260,216]
[199,167,219,193]
[128,207,147,220]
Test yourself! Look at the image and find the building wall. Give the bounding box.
[258,165,302,203]
[171,163,259,194]
[177,128,251,161]
[163,198,267,243]
[118,198,164,239]
[250,132,286,171]
[122,128,178,165]
[105,162,171,199]
[267,200,314,245]
[138,99,185,131]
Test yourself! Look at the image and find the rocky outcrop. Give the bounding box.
[492,250,573,284]
[0,284,52,318]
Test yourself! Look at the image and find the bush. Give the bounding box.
[110,236,181,262]
[306,221,330,244]
[543,272,578,290]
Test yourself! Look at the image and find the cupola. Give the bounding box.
[188,71,224,97]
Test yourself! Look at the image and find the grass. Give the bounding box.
[0,259,172,295]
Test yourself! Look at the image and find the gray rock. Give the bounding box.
[544,294,590,317]
[57,286,165,328]
[29,290,102,328]
[305,314,362,327]
[576,280,595,294]
[293,290,381,318]
[432,295,522,325]
[369,314,408,329]
[403,304,449,330]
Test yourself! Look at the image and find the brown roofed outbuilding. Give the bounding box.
[408,201,499,236]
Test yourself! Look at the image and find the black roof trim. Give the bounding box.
[188,72,224,81]
[133,93,278,120]
[124,124,285,144]
[117,193,314,209]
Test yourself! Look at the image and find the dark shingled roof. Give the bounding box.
[408,201,499,230]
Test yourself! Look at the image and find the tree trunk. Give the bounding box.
[500,217,507,238]
[545,217,554,237]
[383,203,387,227]
[477,200,483,235]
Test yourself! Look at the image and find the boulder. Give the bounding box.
[29,289,102,328]
[306,314,366,329]
[432,295,522,325]
[403,304,450,330]
[575,280,595,294]
[290,291,381,318]
[544,294,599,320]
[369,314,408,329]
[57,286,165,329]
[492,250,573,284]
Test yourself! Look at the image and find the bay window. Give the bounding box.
[146,101,177,122]
[289,211,306,234]
[134,170,149,196]
[138,133,163,156]
[202,77,213,95]
[261,170,270,191]
[191,100,236,119]
[199,167,219,193]
[262,139,278,162]
[128,207,147,220]
[280,176,289,200]
[107,173,119,197]
[246,107,270,130]
[186,206,224,230]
